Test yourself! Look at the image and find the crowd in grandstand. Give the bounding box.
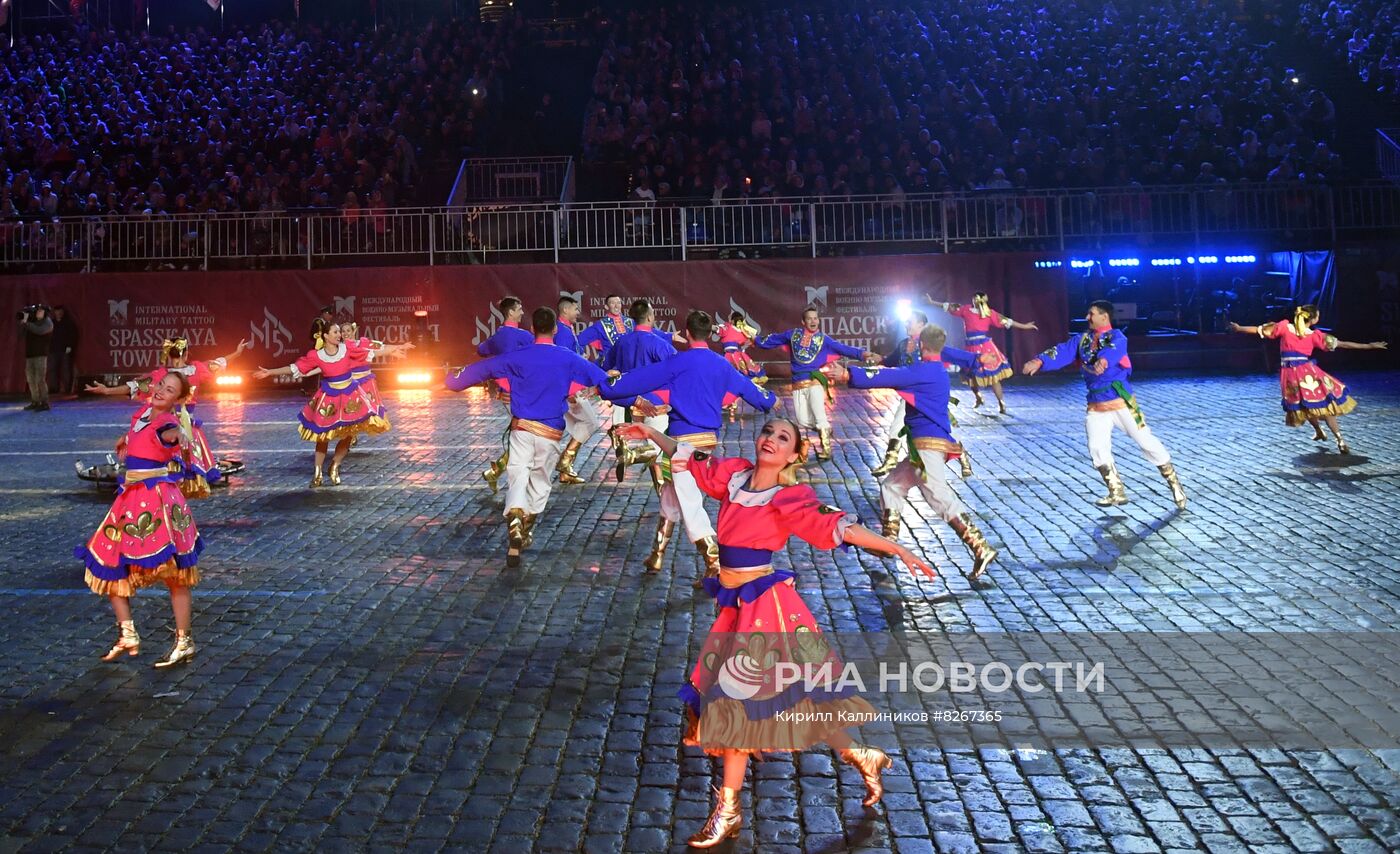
[0,0,1387,269]
[583,1,1344,201]
[1301,0,1400,98]
[0,17,523,227]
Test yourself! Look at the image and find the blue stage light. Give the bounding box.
[1108,258,1140,267]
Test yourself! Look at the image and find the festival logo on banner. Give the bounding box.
[249,307,296,359]
[332,295,357,320]
[713,297,761,338]
[107,298,220,370]
[357,294,440,346]
[814,282,894,352]
[472,300,507,347]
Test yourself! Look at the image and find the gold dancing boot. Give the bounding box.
[521,513,538,549]
[693,536,720,589]
[101,619,140,661]
[880,508,901,539]
[1094,464,1129,506]
[871,438,901,476]
[153,630,195,669]
[328,460,342,486]
[644,518,676,573]
[505,508,528,567]
[816,428,834,461]
[687,786,743,848]
[611,431,628,483]
[1158,463,1187,510]
[839,746,893,808]
[310,467,324,488]
[1336,435,1351,455]
[483,450,508,494]
[959,450,974,479]
[949,512,998,580]
[557,439,585,484]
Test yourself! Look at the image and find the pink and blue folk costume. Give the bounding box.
[1033,326,1187,509]
[121,359,229,498]
[347,335,388,419]
[290,341,389,442]
[578,311,634,360]
[754,328,865,460]
[602,340,777,580]
[603,322,678,476]
[678,449,877,753]
[848,348,998,579]
[942,299,1015,392]
[447,335,611,565]
[1259,318,1356,427]
[475,320,537,491]
[77,407,203,598]
[717,322,767,384]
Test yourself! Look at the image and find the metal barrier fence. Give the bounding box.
[4,182,1399,272]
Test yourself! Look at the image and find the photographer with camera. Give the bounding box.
[17,304,53,411]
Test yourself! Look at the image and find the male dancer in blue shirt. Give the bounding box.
[553,294,602,484]
[603,310,776,583]
[843,324,997,579]
[476,297,534,493]
[604,299,678,481]
[755,306,878,460]
[447,307,611,566]
[1023,300,1186,509]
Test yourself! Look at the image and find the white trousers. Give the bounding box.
[881,458,966,522]
[1086,407,1171,468]
[505,430,561,516]
[565,394,602,444]
[793,384,829,430]
[880,397,906,444]
[659,469,717,542]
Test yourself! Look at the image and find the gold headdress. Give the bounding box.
[972,293,992,318]
[160,337,189,365]
[777,435,810,486]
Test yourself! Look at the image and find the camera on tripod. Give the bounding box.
[16,304,48,322]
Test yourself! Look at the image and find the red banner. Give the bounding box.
[0,255,1068,392]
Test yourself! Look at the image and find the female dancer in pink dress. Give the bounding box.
[77,372,204,668]
[717,312,768,418]
[1230,306,1386,453]
[253,320,412,485]
[931,292,1038,413]
[616,417,935,847]
[85,336,250,498]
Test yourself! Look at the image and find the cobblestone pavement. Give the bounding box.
[1,371,1398,853]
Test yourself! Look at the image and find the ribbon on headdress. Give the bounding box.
[1291,306,1313,338]
[313,331,326,350]
[972,294,992,318]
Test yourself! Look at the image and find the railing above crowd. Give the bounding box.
[2,182,1398,273]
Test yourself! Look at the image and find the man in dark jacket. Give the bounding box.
[19,305,53,410]
[48,305,78,396]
